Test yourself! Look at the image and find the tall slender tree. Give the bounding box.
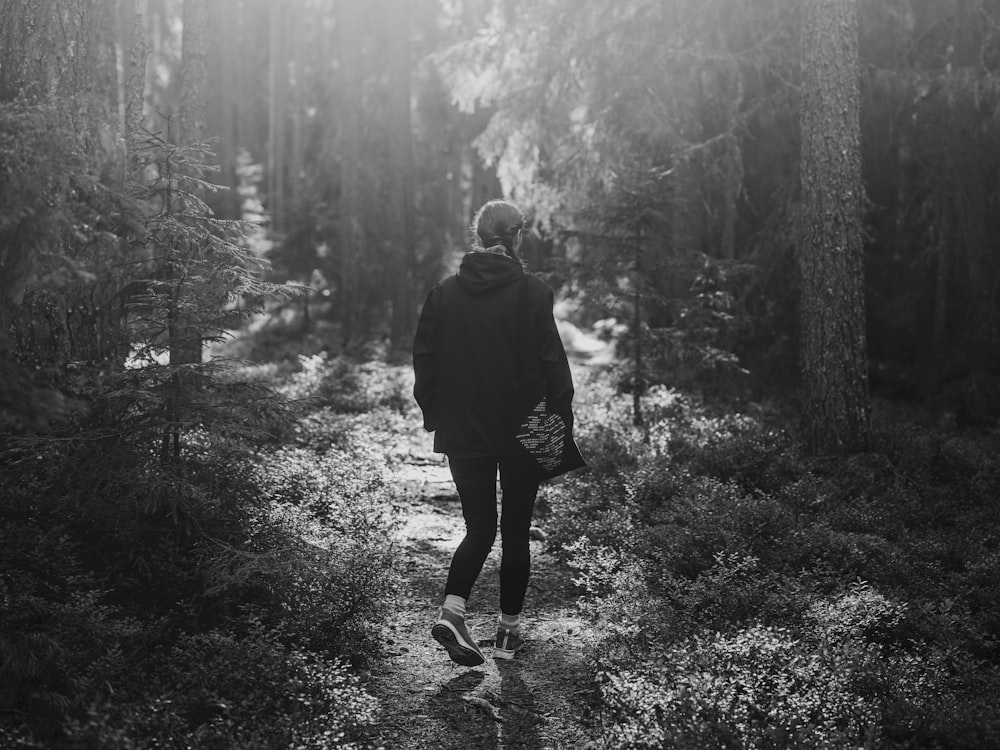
[386,0,415,349]
[178,0,207,146]
[799,0,870,453]
[168,0,209,372]
[289,0,307,212]
[206,0,240,217]
[337,0,366,346]
[267,0,287,231]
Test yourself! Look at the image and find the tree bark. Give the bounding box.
[173,0,208,369]
[206,0,240,217]
[179,0,207,146]
[633,227,645,430]
[799,0,870,454]
[337,0,365,346]
[719,66,744,261]
[124,0,148,139]
[289,0,308,211]
[267,0,287,231]
[0,0,93,129]
[386,0,415,349]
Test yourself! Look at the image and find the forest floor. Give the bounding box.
[367,329,608,750]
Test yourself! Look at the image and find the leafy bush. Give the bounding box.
[600,625,885,749]
[805,580,906,646]
[570,369,648,474]
[0,525,146,742]
[540,473,637,558]
[559,370,1000,747]
[57,621,379,749]
[0,348,401,745]
[655,552,809,636]
[0,439,394,744]
[661,409,802,494]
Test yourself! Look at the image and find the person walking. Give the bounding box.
[412,199,580,666]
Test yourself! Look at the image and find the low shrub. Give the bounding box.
[654,552,810,636]
[600,625,885,749]
[663,411,802,494]
[0,351,399,746]
[559,371,1000,747]
[635,475,753,579]
[805,579,907,647]
[570,369,649,475]
[60,621,379,749]
[539,473,637,560]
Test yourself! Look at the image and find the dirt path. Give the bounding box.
[370,449,600,750]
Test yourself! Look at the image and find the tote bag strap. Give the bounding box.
[510,276,544,431]
[515,275,543,391]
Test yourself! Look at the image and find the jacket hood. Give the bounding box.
[457,251,525,297]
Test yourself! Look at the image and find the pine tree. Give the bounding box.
[387,0,416,350]
[799,0,870,453]
[337,0,366,347]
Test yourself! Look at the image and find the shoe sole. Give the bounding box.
[431,623,485,667]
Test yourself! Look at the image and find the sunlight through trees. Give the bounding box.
[4,1,1000,746]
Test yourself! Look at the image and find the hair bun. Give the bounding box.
[471,199,527,266]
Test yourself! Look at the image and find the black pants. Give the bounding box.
[444,453,540,616]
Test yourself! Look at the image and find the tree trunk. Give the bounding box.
[633,227,645,430]
[0,0,93,128]
[267,0,287,231]
[179,0,207,146]
[206,0,240,217]
[799,0,870,454]
[337,0,365,346]
[173,0,208,371]
[386,0,415,350]
[124,0,148,139]
[719,66,744,261]
[91,0,120,130]
[289,0,306,210]
[719,134,739,261]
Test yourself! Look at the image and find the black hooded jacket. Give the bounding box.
[412,251,575,457]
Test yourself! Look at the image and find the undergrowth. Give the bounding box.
[8,339,999,748]
[0,353,411,749]
[540,372,1000,749]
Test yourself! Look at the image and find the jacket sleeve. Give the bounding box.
[536,286,575,419]
[412,285,440,432]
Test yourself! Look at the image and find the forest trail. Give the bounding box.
[369,439,599,749]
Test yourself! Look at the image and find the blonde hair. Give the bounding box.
[471,200,526,259]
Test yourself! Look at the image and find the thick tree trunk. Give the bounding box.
[799,0,870,454]
[0,0,93,128]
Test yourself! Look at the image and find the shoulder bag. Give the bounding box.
[509,278,587,480]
